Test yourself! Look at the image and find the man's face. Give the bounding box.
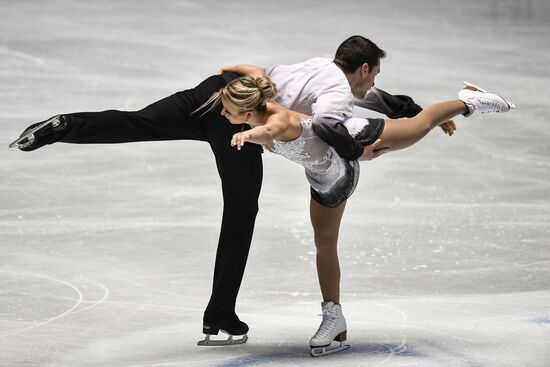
[352,62,381,99]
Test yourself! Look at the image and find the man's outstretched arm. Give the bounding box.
[355,87,423,118]
[219,64,266,78]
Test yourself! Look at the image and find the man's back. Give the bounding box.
[267,57,353,117]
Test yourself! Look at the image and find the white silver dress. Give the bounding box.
[266,118,360,208]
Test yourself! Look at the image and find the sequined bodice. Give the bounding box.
[267,119,335,173]
[264,117,360,208]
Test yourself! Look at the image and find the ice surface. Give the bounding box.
[1,0,549,366]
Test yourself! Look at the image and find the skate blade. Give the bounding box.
[462,80,516,111]
[197,332,248,346]
[8,116,61,149]
[462,80,489,93]
[9,134,34,149]
[310,341,350,357]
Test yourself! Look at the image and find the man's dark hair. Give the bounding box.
[334,35,386,73]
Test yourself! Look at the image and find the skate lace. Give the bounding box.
[313,307,338,338]
[473,95,505,113]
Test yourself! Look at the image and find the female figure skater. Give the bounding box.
[201,74,514,356]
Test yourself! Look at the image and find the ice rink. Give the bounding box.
[1,1,550,366]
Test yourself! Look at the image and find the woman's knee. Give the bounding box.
[313,230,338,252]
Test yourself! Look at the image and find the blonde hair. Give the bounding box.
[195,75,277,115]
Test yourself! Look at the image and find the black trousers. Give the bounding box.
[60,73,263,322]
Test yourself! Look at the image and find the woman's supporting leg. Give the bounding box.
[309,198,349,354]
[309,198,347,303]
[377,100,467,152]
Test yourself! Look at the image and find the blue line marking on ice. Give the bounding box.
[531,316,550,324]
[219,343,421,366]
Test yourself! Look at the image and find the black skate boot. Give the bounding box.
[9,115,69,151]
[198,313,249,346]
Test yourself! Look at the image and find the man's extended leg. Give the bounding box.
[11,74,241,149]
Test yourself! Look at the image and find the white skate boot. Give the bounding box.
[458,81,515,117]
[309,301,350,357]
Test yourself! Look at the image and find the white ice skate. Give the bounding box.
[458,81,515,117]
[309,301,350,357]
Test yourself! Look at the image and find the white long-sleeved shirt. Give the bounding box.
[267,57,422,160]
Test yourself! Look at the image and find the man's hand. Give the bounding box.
[219,64,266,78]
[357,139,387,161]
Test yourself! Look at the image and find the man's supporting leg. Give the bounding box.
[201,108,263,335]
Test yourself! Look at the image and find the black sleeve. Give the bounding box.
[354,87,423,118]
[311,117,364,161]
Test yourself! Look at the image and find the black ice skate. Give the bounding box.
[197,317,249,346]
[9,115,68,151]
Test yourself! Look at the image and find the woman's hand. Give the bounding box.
[439,119,456,136]
[231,131,251,150]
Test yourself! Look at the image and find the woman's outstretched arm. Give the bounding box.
[231,117,289,150]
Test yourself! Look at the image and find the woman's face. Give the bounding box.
[221,100,248,124]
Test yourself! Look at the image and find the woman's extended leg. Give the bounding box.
[375,84,514,153]
[377,100,467,153]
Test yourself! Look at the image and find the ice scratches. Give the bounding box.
[0,45,45,66]
[108,275,204,313]
[219,302,413,366]
[415,339,485,367]
[0,270,109,338]
[366,302,409,367]
[218,346,312,367]
[114,353,249,367]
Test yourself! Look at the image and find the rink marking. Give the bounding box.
[218,343,422,367]
[119,354,251,366]
[110,275,204,312]
[0,269,83,338]
[532,316,550,325]
[69,277,110,315]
